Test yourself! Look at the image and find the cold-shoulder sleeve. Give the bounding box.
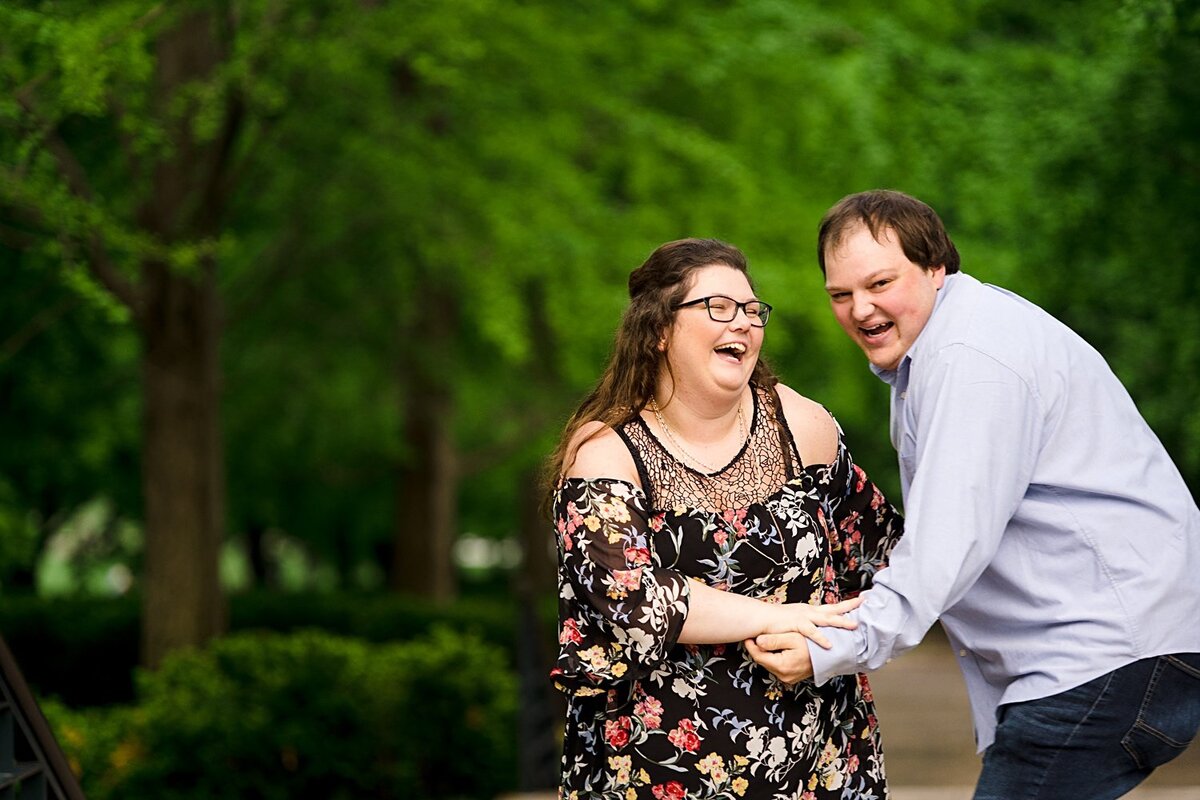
[824,436,904,599]
[550,477,691,695]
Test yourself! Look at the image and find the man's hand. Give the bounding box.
[744,632,814,685]
[768,596,862,649]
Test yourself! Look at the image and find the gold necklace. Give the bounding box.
[649,397,747,473]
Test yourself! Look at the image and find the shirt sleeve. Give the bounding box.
[550,477,691,695]
[824,436,904,600]
[809,344,1042,682]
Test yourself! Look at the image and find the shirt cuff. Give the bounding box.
[807,622,864,685]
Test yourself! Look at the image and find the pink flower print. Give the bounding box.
[723,508,750,538]
[559,618,583,646]
[605,716,631,749]
[649,513,666,531]
[624,546,651,566]
[613,568,642,594]
[853,464,868,492]
[652,781,686,800]
[713,529,728,547]
[635,696,663,730]
[567,502,584,531]
[667,719,701,753]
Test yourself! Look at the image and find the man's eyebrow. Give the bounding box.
[825,269,892,292]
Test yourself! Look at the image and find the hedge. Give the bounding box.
[44,627,519,800]
[0,590,548,706]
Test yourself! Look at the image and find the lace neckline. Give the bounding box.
[619,383,801,513]
[635,390,760,478]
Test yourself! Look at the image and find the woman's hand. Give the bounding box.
[768,596,862,649]
[744,633,813,685]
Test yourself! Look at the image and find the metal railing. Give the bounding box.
[0,636,86,800]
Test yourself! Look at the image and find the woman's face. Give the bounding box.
[662,264,764,398]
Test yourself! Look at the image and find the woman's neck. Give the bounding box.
[650,380,749,445]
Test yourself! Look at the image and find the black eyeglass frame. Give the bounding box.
[673,295,773,327]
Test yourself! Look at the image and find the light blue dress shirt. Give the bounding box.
[809,272,1200,751]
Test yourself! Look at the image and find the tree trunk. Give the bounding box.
[392,380,458,600]
[515,465,555,599]
[136,8,231,668]
[139,258,226,668]
[391,285,458,600]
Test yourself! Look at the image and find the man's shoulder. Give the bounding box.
[920,274,1112,407]
[930,274,1058,359]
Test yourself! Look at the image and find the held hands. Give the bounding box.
[749,597,862,686]
[766,596,862,649]
[745,633,813,686]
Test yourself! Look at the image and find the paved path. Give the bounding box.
[506,627,1200,799]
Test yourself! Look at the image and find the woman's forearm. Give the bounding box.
[677,580,781,644]
[677,581,861,647]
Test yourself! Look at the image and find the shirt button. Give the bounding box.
[900,391,908,399]
[886,658,893,664]
[959,649,968,657]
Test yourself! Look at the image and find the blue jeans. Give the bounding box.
[974,653,1200,800]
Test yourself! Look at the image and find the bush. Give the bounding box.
[0,594,141,705]
[44,628,518,800]
[0,590,541,706]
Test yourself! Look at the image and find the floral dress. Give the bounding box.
[551,384,903,800]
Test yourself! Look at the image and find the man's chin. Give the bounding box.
[865,350,901,371]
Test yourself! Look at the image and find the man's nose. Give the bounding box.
[850,293,875,320]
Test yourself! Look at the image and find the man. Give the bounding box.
[747,189,1200,799]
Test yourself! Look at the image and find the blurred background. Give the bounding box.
[1,0,1198,797]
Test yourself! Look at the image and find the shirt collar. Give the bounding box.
[869,271,962,387]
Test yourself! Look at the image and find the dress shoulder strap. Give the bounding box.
[761,382,804,479]
[614,420,656,509]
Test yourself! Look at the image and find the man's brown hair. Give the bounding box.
[817,189,960,275]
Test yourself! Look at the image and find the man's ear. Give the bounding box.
[931,264,947,289]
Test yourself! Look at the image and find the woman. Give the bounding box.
[547,238,902,799]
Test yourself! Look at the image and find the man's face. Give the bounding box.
[823,223,945,371]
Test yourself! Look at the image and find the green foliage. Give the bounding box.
[3,0,1198,610]
[44,628,519,800]
[0,247,141,585]
[0,590,528,707]
[0,478,40,582]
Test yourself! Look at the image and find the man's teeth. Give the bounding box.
[862,323,891,336]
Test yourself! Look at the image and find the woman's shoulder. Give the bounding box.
[564,420,641,484]
[772,383,840,467]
